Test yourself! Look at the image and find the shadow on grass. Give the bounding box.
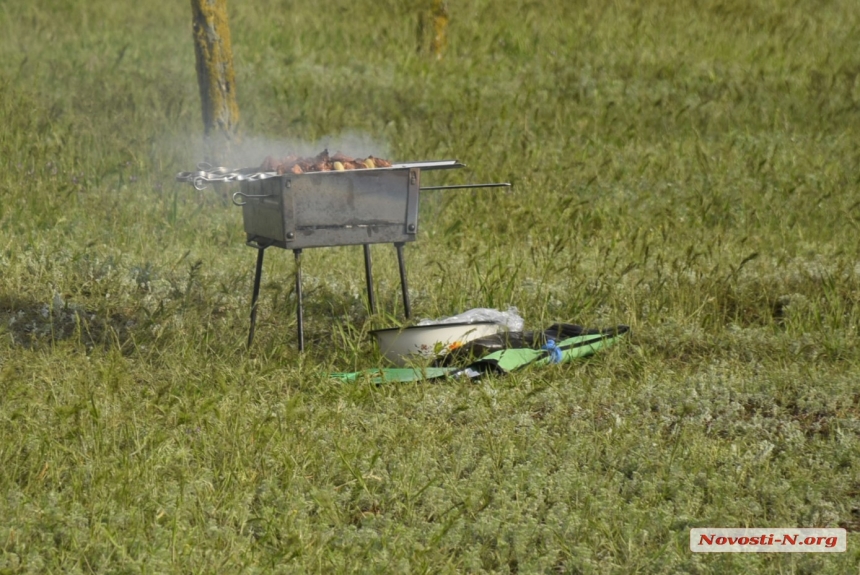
[0,294,136,352]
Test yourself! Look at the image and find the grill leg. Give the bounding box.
[248,246,266,348]
[363,244,377,314]
[294,249,304,352]
[394,242,411,319]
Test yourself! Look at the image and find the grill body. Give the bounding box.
[176,160,469,350]
[239,167,422,249]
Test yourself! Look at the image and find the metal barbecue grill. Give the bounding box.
[177,160,509,350]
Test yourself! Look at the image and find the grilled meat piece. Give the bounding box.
[368,156,392,168]
[261,156,279,171]
[332,151,354,163]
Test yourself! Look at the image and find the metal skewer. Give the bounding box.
[419,182,512,191]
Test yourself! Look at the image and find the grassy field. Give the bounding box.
[2,0,860,572]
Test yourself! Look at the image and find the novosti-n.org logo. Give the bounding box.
[690,528,846,553]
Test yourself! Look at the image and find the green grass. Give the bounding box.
[2,0,860,572]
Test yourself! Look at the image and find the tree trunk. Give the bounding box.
[430,0,449,58]
[190,0,240,166]
[416,0,449,59]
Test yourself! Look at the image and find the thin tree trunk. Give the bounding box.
[430,0,449,58]
[417,0,449,59]
[190,0,240,166]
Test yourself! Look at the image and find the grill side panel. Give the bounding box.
[241,177,285,242]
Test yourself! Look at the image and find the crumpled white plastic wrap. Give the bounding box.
[417,306,524,332]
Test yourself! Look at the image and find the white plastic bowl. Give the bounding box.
[371,322,504,366]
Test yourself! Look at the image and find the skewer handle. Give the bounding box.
[419,182,512,191]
